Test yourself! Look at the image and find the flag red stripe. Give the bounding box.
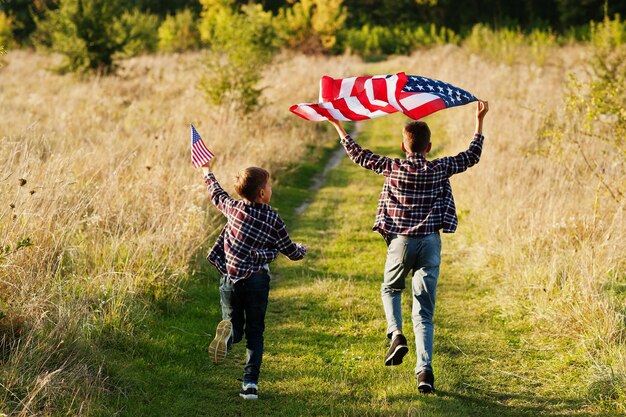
[402,98,447,120]
[352,76,368,96]
[331,98,372,121]
[356,90,395,113]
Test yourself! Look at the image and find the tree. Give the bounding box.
[36,0,127,73]
[198,0,278,112]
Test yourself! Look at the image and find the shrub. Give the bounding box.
[463,24,524,65]
[198,2,277,112]
[571,14,626,154]
[157,8,199,52]
[463,23,560,66]
[0,11,16,49]
[275,0,347,54]
[114,9,160,58]
[339,23,458,56]
[35,0,128,74]
[198,0,233,45]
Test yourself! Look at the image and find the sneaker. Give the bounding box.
[417,370,435,394]
[384,333,409,366]
[239,382,258,400]
[208,320,232,365]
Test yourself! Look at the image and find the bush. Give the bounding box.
[198,2,277,112]
[157,8,199,52]
[275,0,346,54]
[339,23,458,56]
[114,9,160,58]
[0,11,16,49]
[572,14,626,152]
[35,0,128,74]
[463,23,561,66]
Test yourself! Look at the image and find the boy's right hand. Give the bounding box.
[201,160,212,175]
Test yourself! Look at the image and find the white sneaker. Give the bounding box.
[239,382,258,400]
[208,320,232,365]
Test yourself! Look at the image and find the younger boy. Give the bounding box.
[201,160,306,400]
[328,100,489,394]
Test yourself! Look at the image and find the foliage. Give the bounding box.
[35,0,129,73]
[339,23,458,56]
[197,0,234,45]
[0,11,16,49]
[157,8,200,52]
[113,9,160,58]
[275,0,347,53]
[198,1,277,112]
[566,14,626,159]
[463,23,559,66]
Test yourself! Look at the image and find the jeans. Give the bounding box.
[381,233,441,374]
[219,270,270,384]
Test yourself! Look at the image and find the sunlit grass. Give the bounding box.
[1,37,624,415]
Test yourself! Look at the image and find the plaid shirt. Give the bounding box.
[340,133,484,239]
[204,173,306,282]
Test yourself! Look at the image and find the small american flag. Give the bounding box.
[190,124,215,168]
[290,72,477,121]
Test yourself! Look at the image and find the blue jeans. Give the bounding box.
[381,233,441,374]
[219,271,270,384]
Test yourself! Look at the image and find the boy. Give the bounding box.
[327,100,489,394]
[201,160,306,400]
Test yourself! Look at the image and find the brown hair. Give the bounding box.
[403,121,431,153]
[234,167,270,201]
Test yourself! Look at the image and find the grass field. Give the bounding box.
[94,115,619,416]
[1,41,624,416]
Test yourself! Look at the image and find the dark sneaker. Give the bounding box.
[384,333,409,366]
[208,320,232,365]
[417,370,435,394]
[239,383,258,400]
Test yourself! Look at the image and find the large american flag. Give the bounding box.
[289,72,477,121]
[190,124,215,168]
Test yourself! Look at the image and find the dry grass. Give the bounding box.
[379,44,625,410]
[0,49,364,415]
[1,41,624,414]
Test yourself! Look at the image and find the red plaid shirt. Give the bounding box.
[340,133,484,239]
[204,173,306,282]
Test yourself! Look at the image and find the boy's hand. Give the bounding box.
[201,160,212,175]
[477,100,489,120]
[475,100,488,135]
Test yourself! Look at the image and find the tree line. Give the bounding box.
[2,0,624,46]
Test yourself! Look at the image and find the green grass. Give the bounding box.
[95,116,614,416]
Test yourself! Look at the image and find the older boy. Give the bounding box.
[201,161,306,400]
[328,100,489,394]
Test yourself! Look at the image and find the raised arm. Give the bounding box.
[439,100,489,176]
[328,119,394,176]
[201,160,235,213]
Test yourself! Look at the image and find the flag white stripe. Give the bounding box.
[298,105,329,121]
[338,77,356,99]
[399,93,440,110]
[386,75,403,111]
[319,102,351,121]
[344,97,395,118]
